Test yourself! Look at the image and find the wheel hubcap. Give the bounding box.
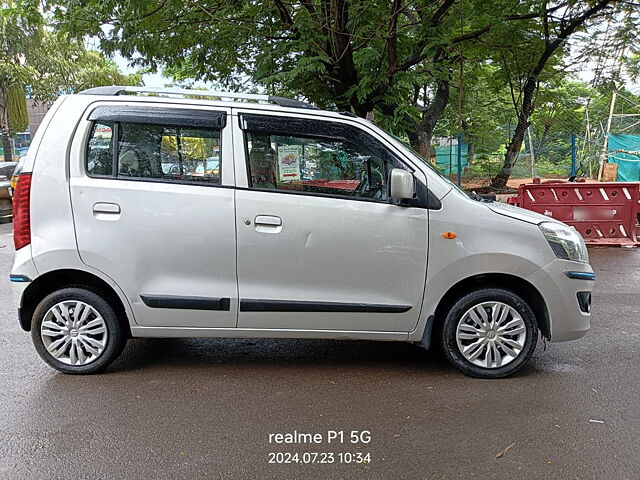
[455,301,527,369]
[40,300,108,366]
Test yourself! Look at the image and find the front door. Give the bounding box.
[234,112,428,332]
[70,103,238,328]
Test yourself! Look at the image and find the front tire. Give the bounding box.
[31,287,126,374]
[440,288,538,379]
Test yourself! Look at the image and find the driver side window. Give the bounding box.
[244,118,393,201]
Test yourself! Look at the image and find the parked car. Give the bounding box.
[0,161,18,219]
[10,86,594,377]
[194,157,220,175]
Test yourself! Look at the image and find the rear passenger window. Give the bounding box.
[116,123,220,184]
[87,122,114,176]
[86,118,221,185]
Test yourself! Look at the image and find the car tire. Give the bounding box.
[31,287,127,374]
[440,288,538,379]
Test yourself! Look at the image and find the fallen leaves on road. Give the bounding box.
[496,442,516,459]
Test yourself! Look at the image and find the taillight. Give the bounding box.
[13,173,32,250]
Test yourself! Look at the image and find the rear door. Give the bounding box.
[69,103,237,328]
[232,111,429,333]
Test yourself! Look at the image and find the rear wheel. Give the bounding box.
[31,287,126,374]
[440,288,538,379]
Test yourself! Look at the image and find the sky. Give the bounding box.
[113,54,207,89]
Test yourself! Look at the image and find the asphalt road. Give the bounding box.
[0,220,638,479]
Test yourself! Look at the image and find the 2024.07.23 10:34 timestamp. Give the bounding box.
[268,452,371,464]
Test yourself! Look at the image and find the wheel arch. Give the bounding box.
[425,273,550,348]
[19,269,131,336]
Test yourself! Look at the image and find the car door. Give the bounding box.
[233,111,428,332]
[69,103,238,328]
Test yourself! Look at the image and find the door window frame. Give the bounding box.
[79,102,234,188]
[235,110,420,205]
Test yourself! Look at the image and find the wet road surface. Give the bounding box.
[0,221,638,479]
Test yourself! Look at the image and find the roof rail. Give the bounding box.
[78,86,319,110]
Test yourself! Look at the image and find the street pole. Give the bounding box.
[457,133,462,186]
[527,126,535,178]
[571,134,577,177]
[599,88,617,181]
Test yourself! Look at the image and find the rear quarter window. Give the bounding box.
[86,122,114,176]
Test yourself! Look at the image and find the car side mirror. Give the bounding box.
[389,168,415,199]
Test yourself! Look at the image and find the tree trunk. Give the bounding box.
[2,134,13,162]
[1,90,12,162]
[491,78,537,189]
[406,79,450,163]
[461,120,474,164]
[407,126,435,161]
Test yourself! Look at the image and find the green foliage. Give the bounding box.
[0,1,141,135]
[6,84,27,132]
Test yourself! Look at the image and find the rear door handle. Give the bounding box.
[93,202,121,214]
[254,215,282,227]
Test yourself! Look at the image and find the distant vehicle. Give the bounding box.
[161,163,182,175]
[194,157,220,175]
[11,86,594,378]
[0,161,18,219]
[9,157,26,196]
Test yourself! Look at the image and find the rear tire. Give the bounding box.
[31,287,126,374]
[440,288,538,379]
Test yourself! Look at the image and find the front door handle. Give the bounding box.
[254,215,282,233]
[254,215,282,227]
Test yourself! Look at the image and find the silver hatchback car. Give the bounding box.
[10,86,594,378]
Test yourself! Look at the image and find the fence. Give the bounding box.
[437,130,586,190]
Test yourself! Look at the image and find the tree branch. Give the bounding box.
[273,0,294,28]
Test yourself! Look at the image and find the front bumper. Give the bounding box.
[526,259,594,342]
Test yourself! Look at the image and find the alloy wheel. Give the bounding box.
[455,301,527,369]
[40,300,108,366]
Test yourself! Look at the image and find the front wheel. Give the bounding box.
[31,287,126,374]
[440,288,538,379]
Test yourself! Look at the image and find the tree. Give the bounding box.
[50,0,633,182]
[50,0,553,157]
[489,0,629,188]
[0,1,141,161]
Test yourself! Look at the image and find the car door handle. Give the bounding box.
[253,215,282,233]
[93,203,121,221]
[93,202,121,214]
[254,215,282,227]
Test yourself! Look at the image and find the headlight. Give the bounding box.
[539,221,589,263]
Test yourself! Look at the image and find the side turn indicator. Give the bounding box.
[442,231,457,239]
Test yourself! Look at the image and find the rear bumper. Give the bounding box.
[11,246,38,331]
[11,278,32,331]
[526,259,594,342]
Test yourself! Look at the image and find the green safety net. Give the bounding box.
[608,134,640,182]
[435,143,468,174]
